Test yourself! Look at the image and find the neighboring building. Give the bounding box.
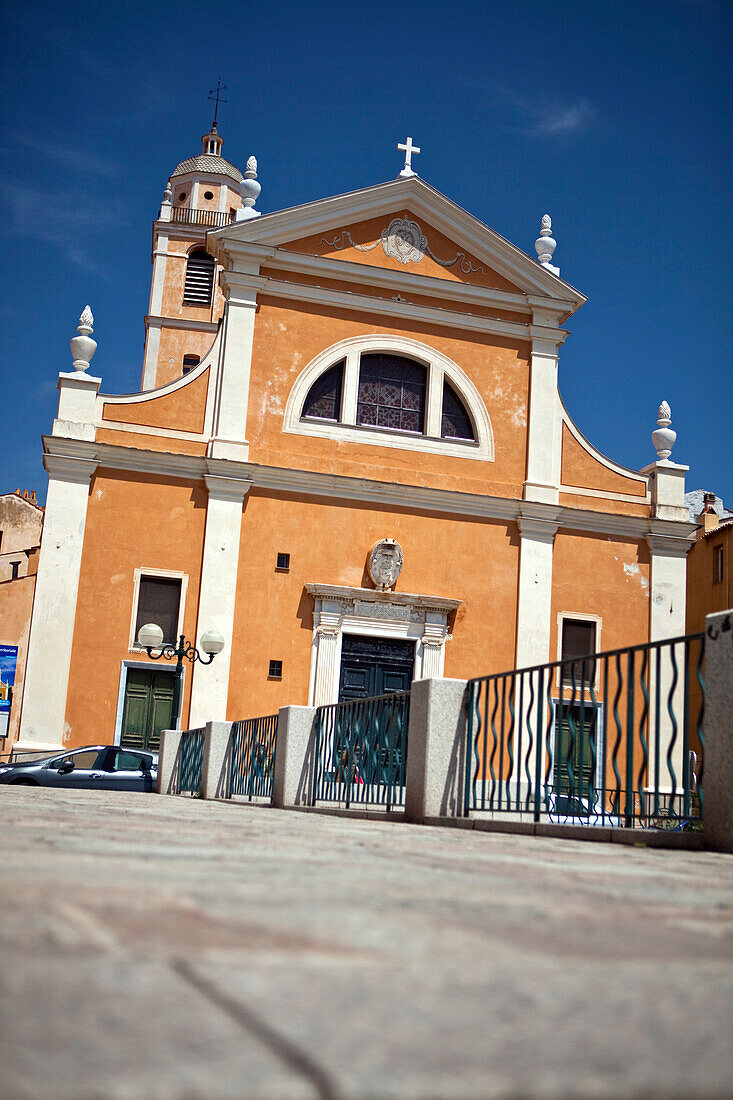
[686,492,733,633]
[0,491,43,749]
[16,128,696,755]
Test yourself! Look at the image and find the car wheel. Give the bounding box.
[11,778,39,785]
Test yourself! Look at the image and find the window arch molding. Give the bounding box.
[282,335,494,462]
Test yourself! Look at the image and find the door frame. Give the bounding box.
[114,660,186,745]
[338,633,417,701]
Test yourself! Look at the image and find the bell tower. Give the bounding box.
[141,121,253,390]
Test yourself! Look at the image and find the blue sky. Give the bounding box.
[1,0,731,507]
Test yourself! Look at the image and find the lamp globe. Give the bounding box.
[138,622,164,650]
[200,629,225,656]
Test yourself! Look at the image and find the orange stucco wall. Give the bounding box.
[245,296,530,498]
[154,328,217,388]
[226,489,521,719]
[285,211,521,292]
[686,525,733,634]
[101,368,209,433]
[63,470,208,746]
[561,424,647,498]
[550,530,651,657]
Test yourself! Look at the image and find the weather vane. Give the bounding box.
[208,78,227,126]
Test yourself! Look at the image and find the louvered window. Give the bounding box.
[135,576,181,646]
[183,250,215,306]
[561,619,596,686]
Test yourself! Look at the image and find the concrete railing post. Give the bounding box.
[156,728,183,795]
[272,705,317,809]
[201,721,233,800]
[704,609,733,853]
[405,678,469,824]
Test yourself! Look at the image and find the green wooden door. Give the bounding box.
[121,669,175,751]
[553,703,597,816]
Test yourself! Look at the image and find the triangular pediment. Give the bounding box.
[209,176,585,308]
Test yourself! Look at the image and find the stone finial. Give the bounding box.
[652,400,677,461]
[162,182,172,204]
[236,155,261,221]
[535,214,559,276]
[70,306,97,372]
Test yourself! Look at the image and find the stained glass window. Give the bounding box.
[302,362,344,421]
[357,354,426,434]
[441,381,475,440]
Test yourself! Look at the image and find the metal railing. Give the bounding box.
[170,207,236,228]
[313,691,410,809]
[465,632,705,829]
[228,714,278,801]
[178,728,205,794]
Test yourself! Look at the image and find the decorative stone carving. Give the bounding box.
[652,400,677,461]
[70,306,97,373]
[321,218,486,275]
[381,218,427,264]
[354,601,411,621]
[367,538,404,590]
[535,214,559,276]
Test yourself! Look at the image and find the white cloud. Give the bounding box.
[497,88,597,137]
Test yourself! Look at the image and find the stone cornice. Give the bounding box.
[41,435,698,543]
[145,314,218,333]
[306,583,461,613]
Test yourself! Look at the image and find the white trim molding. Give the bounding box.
[283,334,494,462]
[305,583,461,706]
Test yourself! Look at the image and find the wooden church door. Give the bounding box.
[121,669,175,751]
[338,636,415,701]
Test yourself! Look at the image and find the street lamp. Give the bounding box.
[137,624,225,728]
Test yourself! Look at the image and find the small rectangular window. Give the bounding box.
[268,660,283,679]
[10,561,20,580]
[713,544,724,584]
[276,552,290,571]
[182,354,200,375]
[561,619,596,686]
[135,576,181,646]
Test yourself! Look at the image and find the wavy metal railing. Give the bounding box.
[179,728,205,794]
[464,632,705,829]
[228,714,278,801]
[313,691,410,809]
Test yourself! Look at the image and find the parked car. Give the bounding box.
[0,745,158,792]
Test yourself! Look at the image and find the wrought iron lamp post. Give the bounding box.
[137,623,225,729]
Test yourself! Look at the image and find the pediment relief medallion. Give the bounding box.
[321,217,486,275]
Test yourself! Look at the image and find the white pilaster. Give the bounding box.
[524,323,564,505]
[515,510,558,669]
[208,278,261,460]
[17,454,96,748]
[421,616,447,679]
[646,534,689,642]
[142,236,169,390]
[311,619,343,707]
[188,477,249,727]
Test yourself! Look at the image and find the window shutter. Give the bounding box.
[183,251,215,306]
[135,577,182,645]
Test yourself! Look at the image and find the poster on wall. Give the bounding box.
[0,645,19,739]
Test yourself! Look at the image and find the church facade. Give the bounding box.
[16,128,696,754]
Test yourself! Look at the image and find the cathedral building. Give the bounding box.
[15,126,696,754]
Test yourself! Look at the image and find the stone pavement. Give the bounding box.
[1,789,732,1099]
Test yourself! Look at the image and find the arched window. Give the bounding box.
[357,354,427,434]
[302,361,344,421]
[183,250,215,307]
[441,380,475,441]
[290,336,493,461]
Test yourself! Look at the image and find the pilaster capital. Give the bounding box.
[645,532,694,559]
[43,453,97,485]
[219,271,266,301]
[204,474,252,503]
[517,503,560,542]
[529,327,567,355]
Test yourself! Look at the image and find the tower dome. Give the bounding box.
[170,122,244,184]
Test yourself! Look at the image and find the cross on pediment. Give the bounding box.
[398,137,421,178]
